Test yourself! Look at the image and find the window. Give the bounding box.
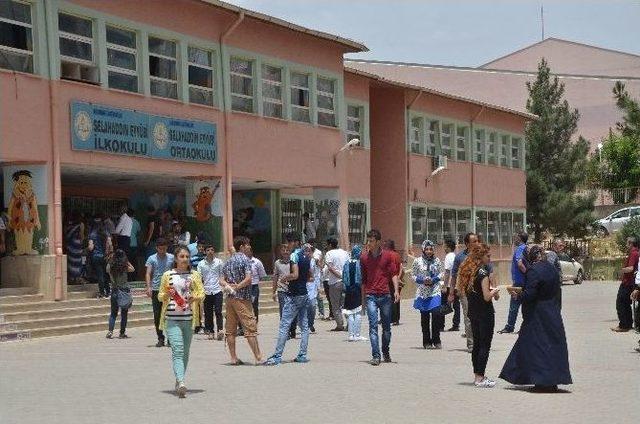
[487,132,497,165]
[348,201,368,245]
[58,13,98,84]
[440,123,453,159]
[487,211,499,244]
[188,46,213,106]
[456,210,471,244]
[261,64,282,118]
[611,209,629,219]
[317,77,336,127]
[443,209,456,242]
[0,0,33,73]
[631,208,640,217]
[513,212,525,233]
[474,129,485,163]
[410,117,423,154]
[500,135,510,167]
[148,36,177,99]
[500,212,513,245]
[456,125,467,161]
[426,120,438,156]
[411,207,426,245]
[106,26,137,92]
[281,198,303,241]
[230,57,253,112]
[427,208,443,243]
[290,72,310,123]
[476,210,488,243]
[346,104,363,144]
[512,137,522,169]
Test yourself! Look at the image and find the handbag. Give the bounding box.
[438,302,453,316]
[116,288,133,310]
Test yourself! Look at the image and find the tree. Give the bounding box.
[525,59,594,242]
[587,82,640,202]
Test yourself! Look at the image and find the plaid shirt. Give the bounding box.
[222,252,253,300]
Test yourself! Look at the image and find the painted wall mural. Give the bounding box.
[233,190,272,253]
[2,165,49,255]
[185,179,223,250]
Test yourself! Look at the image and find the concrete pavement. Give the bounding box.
[0,281,638,424]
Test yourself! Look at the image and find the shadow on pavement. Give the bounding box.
[161,389,206,397]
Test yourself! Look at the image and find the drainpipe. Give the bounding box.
[405,90,423,253]
[220,11,244,252]
[44,1,63,301]
[470,105,485,233]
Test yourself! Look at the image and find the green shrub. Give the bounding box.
[616,216,640,251]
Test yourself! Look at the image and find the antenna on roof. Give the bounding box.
[540,4,545,41]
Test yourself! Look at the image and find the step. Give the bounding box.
[28,317,155,339]
[0,295,150,314]
[0,293,45,306]
[2,302,153,322]
[0,329,31,343]
[12,310,154,331]
[0,287,37,296]
[0,322,18,332]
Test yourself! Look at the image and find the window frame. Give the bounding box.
[290,70,311,123]
[0,0,34,73]
[187,45,214,106]
[486,131,498,165]
[511,136,522,169]
[105,24,138,93]
[474,128,485,164]
[147,35,178,99]
[410,116,424,154]
[316,75,337,127]
[261,63,283,119]
[58,12,95,67]
[346,103,363,144]
[440,122,453,159]
[425,119,438,156]
[455,125,468,162]
[229,56,255,113]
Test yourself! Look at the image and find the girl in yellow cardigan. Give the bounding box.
[158,246,205,398]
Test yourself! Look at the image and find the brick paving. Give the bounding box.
[0,281,637,424]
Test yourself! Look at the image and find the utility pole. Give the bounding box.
[541,4,545,41]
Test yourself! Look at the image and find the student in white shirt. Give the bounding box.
[114,207,133,254]
[197,243,224,340]
[443,238,461,331]
[324,237,350,331]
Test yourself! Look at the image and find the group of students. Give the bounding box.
[415,231,573,391]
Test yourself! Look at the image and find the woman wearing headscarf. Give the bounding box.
[500,245,572,393]
[342,245,366,342]
[412,240,444,349]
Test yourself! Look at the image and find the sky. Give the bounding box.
[226,0,640,67]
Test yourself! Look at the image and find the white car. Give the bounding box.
[547,251,584,284]
[594,206,640,237]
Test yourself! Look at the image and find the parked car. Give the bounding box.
[594,206,640,237]
[547,251,584,284]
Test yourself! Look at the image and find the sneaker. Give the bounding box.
[118,333,128,339]
[176,382,187,398]
[293,355,310,363]
[356,335,368,341]
[497,328,514,334]
[383,354,392,363]
[433,343,442,350]
[348,334,356,342]
[216,332,224,341]
[611,326,630,333]
[310,326,316,333]
[474,378,496,388]
[106,331,113,339]
[461,333,466,338]
[264,356,281,366]
[424,344,434,349]
[330,327,345,332]
[447,326,460,332]
[369,358,381,366]
[155,340,164,348]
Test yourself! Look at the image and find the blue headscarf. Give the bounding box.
[343,244,362,292]
[421,239,435,261]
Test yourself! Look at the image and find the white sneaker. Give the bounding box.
[348,334,355,342]
[177,382,187,398]
[474,378,496,388]
[357,335,368,341]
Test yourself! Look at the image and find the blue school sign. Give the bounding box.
[71,101,217,164]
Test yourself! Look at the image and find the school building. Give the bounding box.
[0,0,532,300]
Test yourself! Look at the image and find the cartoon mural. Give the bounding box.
[232,190,272,253]
[192,180,221,222]
[185,179,223,250]
[2,166,49,255]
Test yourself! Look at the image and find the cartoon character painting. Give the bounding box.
[192,180,220,222]
[8,170,41,255]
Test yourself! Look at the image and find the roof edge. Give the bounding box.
[200,0,368,53]
[344,66,538,121]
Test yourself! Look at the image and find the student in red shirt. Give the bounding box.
[612,237,639,332]
[361,229,401,365]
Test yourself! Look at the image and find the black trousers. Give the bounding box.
[323,281,333,318]
[391,284,402,324]
[421,310,443,346]
[442,288,460,329]
[151,290,164,341]
[616,283,634,329]
[471,314,495,376]
[204,292,224,333]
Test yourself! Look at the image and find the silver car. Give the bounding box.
[594,206,640,237]
[547,251,584,284]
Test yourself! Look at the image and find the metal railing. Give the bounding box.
[579,186,640,206]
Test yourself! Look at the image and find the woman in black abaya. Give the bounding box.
[500,245,572,392]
